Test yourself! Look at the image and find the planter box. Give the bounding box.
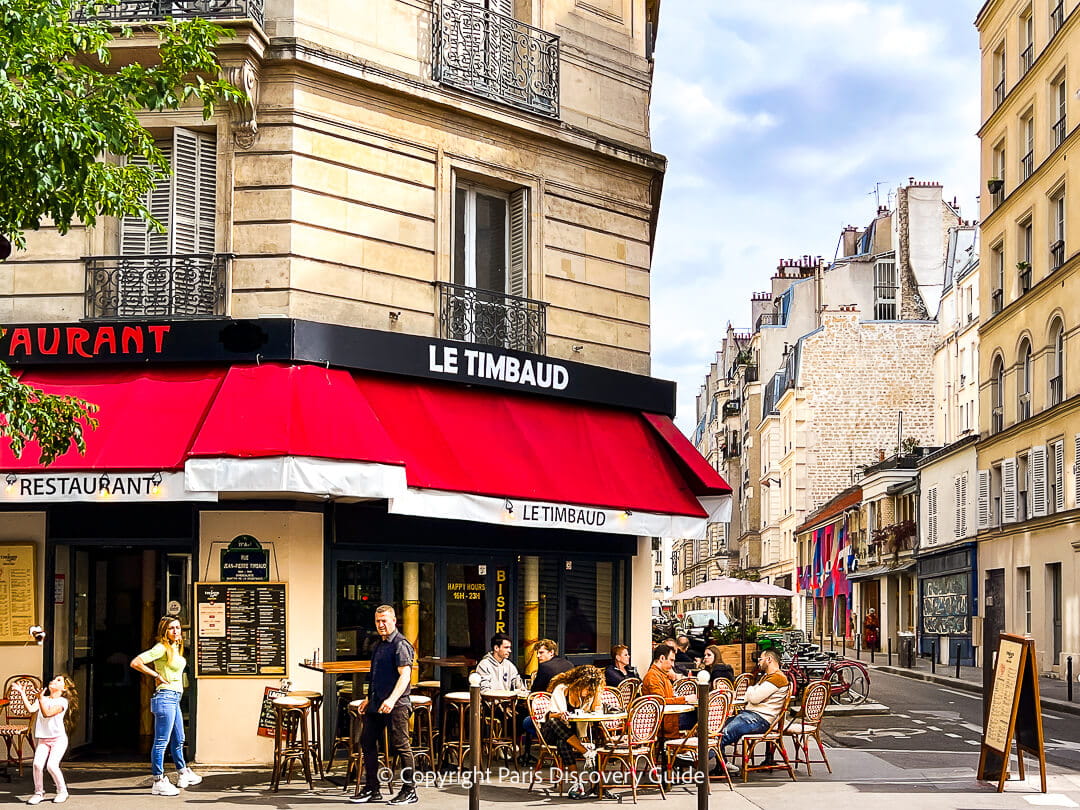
[717,642,758,675]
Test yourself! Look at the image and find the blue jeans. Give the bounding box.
[150,689,187,777]
[720,710,770,749]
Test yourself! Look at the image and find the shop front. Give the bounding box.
[916,542,976,666]
[0,318,729,764]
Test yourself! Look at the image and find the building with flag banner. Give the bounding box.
[795,486,860,640]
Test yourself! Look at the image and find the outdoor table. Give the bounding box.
[418,655,476,691]
[662,703,696,714]
[299,659,373,769]
[567,710,630,799]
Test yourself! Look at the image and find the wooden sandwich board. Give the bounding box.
[976,633,1046,793]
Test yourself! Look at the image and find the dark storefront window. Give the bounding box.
[445,563,488,659]
[336,560,383,659]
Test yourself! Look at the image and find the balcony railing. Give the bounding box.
[1020,43,1033,75]
[1053,116,1067,148]
[1021,150,1033,180]
[432,0,559,119]
[991,288,1003,314]
[991,406,1004,433]
[78,0,263,25]
[994,79,1006,109]
[1018,265,1031,293]
[85,254,229,319]
[1050,239,1065,270]
[437,281,546,354]
[1050,375,1063,406]
[1051,1,1064,37]
[755,312,783,330]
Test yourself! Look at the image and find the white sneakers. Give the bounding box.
[53,794,69,804]
[151,777,181,796]
[26,794,44,805]
[151,768,202,795]
[177,768,203,788]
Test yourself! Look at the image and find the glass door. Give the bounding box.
[71,549,92,749]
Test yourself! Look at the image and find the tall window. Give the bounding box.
[1018,218,1033,292]
[992,142,1007,206]
[1049,439,1064,514]
[991,244,1005,314]
[1017,452,1030,521]
[1020,10,1034,75]
[1021,111,1034,180]
[992,355,1005,432]
[1050,188,1066,270]
[454,183,522,294]
[873,259,897,320]
[1018,339,1032,420]
[994,43,1007,108]
[1049,319,1065,405]
[1052,73,1067,148]
[1019,566,1032,634]
[1051,0,1064,37]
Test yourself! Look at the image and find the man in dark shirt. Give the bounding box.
[673,635,696,675]
[350,605,417,805]
[530,639,573,692]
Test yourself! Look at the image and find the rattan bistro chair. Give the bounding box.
[732,673,753,702]
[664,688,733,790]
[672,677,698,699]
[740,690,796,783]
[782,680,832,775]
[616,677,641,706]
[526,692,567,794]
[1,675,41,776]
[596,695,664,803]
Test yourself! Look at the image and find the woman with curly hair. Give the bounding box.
[539,665,604,766]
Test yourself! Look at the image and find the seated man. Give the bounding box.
[642,643,696,738]
[719,650,790,770]
[673,635,696,675]
[604,644,639,687]
[530,639,574,692]
[475,632,525,691]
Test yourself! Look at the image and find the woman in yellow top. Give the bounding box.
[130,616,202,796]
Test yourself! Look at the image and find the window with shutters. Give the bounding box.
[1031,445,1048,518]
[926,486,938,546]
[1050,439,1065,514]
[1001,458,1017,523]
[1017,453,1029,521]
[977,469,992,530]
[441,181,544,352]
[873,259,897,320]
[86,128,225,319]
[954,473,969,539]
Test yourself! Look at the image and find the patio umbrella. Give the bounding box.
[673,576,796,674]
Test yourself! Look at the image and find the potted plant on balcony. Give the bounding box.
[987,177,1004,195]
[1016,260,1031,271]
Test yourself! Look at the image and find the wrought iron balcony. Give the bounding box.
[1050,375,1063,406]
[437,281,546,354]
[1020,43,1033,75]
[1050,239,1065,270]
[85,254,229,319]
[993,79,1006,109]
[1018,265,1031,293]
[1051,1,1064,37]
[1053,116,1067,149]
[1021,150,1033,180]
[78,0,263,25]
[433,0,559,119]
[755,312,782,330]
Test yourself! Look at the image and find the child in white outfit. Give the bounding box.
[14,674,78,805]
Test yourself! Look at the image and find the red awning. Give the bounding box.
[2,363,729,534]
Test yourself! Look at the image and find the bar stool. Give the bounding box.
[270,696,315,791]
[326,690,354,773]
[288,689,325,779]
[408,694,435,772]
[481,690,518,765]
[440,691,472,772]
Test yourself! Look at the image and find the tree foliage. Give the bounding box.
[0,0,243,464]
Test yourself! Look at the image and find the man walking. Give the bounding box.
[351,605,417,805]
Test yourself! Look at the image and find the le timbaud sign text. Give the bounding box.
[428,344,569,391]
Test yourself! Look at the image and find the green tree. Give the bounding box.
[0,0,243,465]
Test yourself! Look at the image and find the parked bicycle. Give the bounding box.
[779,643,871,705]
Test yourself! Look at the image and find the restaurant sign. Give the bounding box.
[1,471,216,503]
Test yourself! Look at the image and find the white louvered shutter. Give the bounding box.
[1074,435,1080,507]
[489,0,514,16]
[1030,445,1048,517]
[1054,441,1065,513]
[507,188,527,298]
[120,152,158,256]
[977,470,991,529]
[927,486,938,545]
[953,476,963,540]
[1002,458,1017,524]
[959,472,968,537]
[170,128,216,254]
[148,140,173,256]
[197,135,217,254]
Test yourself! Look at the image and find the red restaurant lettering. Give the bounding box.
[4,325,172,358]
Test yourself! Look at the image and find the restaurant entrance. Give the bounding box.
[49,544,194,758]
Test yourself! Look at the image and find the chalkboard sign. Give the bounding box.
[977,633,1046,793]
[257,686,289,737]
[194,582,287,678]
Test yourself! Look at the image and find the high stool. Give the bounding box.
[440,691,472,772]
[270,696,315,791]
[326,690,354,773]
[409,694,435,772]
[481,690,518,765]
[288,689,325,779]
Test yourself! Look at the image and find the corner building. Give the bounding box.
[0,0,730,763]
[975,0,1079,677]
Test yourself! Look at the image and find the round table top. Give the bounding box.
[409,695,432,706]
[287,690,322,699]
[415,680,441,689]
[481,689,518,699]
[517,690,531,699]
[662,703,696,714]
[568,711,627,722]
[273,696,311,708]
[444,691,471,702]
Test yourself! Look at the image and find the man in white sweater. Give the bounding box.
[719,650,790,755]
[474,633,525,691]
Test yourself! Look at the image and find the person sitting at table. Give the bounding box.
[604,644,639,687]
[642,644,696,738]
[475,633,525,691]
[718,649,790,773]
[539,665,604,799]
[673,636,696,675]
[531,639,574,693]
[350,605,417,805]
[702,645,735,686]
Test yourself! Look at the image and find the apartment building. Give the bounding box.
[0,0,734,763]
[975,0,1079,677]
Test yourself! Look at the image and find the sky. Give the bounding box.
[649,1,982,432]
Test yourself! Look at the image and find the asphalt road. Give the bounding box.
[822,670,1080,774]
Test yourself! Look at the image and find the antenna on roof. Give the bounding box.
[868,181,887,209]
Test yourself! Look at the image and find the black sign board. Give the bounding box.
[220,535,270,582]
[977,633,1046,792]
[194,582,287,678]
[257,686,289,738]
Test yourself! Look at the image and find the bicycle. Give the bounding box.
[780,644,871,705]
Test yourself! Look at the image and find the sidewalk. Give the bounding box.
[2,744,1078,810]
[814,640,1080,716]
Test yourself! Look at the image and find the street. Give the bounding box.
[824,670,1080,774]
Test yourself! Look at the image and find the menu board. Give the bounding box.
[194,582,287,677]
[257,686,289,737]
[984,637,1023,752]
[0,544,36,643]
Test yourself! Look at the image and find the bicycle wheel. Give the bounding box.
[831,663,870,704]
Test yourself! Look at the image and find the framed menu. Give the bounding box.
[194,582,287,678]
[0,544,36,644]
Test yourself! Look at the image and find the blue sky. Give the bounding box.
[649,1,981,431]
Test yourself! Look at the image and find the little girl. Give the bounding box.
[15,674,78,805]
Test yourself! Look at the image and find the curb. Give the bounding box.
[868,664,1080,717]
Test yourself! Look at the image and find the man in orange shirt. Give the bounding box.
[641,644,696,738]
